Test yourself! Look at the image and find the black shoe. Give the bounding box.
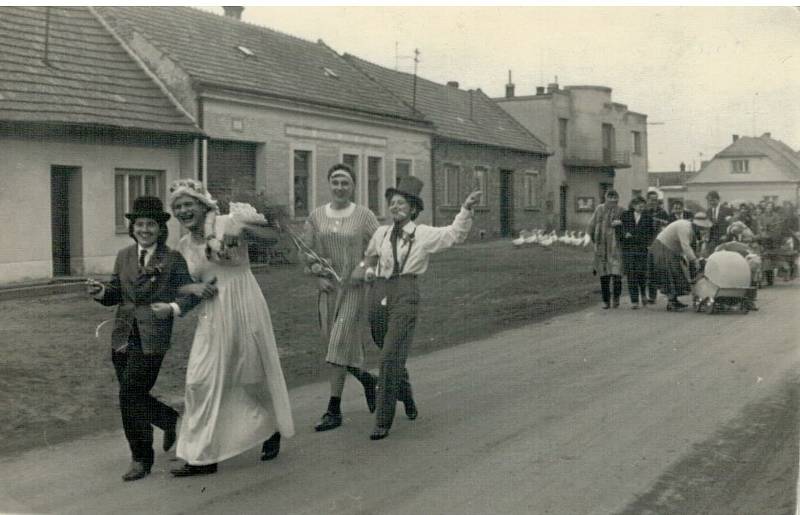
[370,427,390,440]
[647,299,656,305]
[666,300,687,311]
[261,432,280,461]
[170,463,218,477]
[122,461,151,482]
[404,400,418,420]
[163,423,177,452]
[314,412,342,432]
[364,375,377,414]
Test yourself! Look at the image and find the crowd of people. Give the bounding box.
[87,168,482,482]
[587,189,799,312]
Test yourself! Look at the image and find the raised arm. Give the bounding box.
[421,191,481,254]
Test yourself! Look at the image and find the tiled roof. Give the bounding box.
[95,7,427,125]
[0,6,200,134]
[717,135,800,179]
[343,54,548,154]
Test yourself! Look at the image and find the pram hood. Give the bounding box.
[704,250,752,289]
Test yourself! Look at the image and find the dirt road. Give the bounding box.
[1,283,797,514]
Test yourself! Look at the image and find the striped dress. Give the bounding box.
[304,203,379,367]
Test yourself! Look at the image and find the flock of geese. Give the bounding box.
[512,229,593,248]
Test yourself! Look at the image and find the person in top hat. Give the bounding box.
[86,196,201,482]
[648,211,713,311]
[351,176,481,440]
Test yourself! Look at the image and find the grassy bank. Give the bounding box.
[0,240,596,456]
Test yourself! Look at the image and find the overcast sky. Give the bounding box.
[198,5,800,171]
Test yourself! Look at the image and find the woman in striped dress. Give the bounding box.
[304,164,380,432]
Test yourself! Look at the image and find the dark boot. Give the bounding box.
[261,432,280,461]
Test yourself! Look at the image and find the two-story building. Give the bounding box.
[686,133,800,207]
[344,55,549,238]
[96,6,435,223]
[0,6,202,285]
[495,83,648,229]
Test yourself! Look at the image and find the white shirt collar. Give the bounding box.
[137,244,157,265]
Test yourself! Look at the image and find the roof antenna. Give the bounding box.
[411,48,420,113]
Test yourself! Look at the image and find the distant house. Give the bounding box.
[648,163,698,208]
[344,55,549,238]
[495,83,649,230]
[686,133,800,207]
[95,6,435,222]
[0,6,202,285]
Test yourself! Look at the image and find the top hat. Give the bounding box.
[125,196,171,223]
[691,211,712,228]
[385,176,424,211]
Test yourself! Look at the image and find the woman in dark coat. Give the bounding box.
[619,196,654,309]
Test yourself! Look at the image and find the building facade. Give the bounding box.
[495,83,648,230]
[686,133,800,207]
[0,7,201,285]
[345,55,550,238]
[97,6,435,224]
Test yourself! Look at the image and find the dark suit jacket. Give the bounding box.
[97,243,199,354]
[619,210,655,253]
[708,205,734,246]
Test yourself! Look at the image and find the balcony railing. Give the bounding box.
[563,149,631,169]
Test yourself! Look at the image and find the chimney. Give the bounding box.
[446,81,459,88]
[679,162,686,172]
[223,6,244,20]
[547,82,559,94]
[762,132,771,138]
[536,86,546,95]
[732,134,739,142]
[505,70,515,99]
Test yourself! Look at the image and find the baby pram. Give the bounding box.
[692,250,757,314]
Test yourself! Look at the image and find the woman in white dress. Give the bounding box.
[167,179,295,477]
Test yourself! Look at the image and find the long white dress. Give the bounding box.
[176,214,295,465]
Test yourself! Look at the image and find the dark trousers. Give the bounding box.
[625,252,648,304]
[111,348,177,467]
[646,252,658,301]
[627,270,647,303]
[600,274,622,304]
[368,276,418,430]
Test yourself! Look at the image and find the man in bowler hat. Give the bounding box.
[87,196,201,481]
[352,176,481,440]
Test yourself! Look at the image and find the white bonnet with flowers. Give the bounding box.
[168,178,220,241]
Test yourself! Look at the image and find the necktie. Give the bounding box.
[390,225,403,276]
[139,249,147,269]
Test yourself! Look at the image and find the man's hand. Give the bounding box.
[86,278,104,296]
[151,302,174,319]
[463,190,483,210]
[182,278,218,299]
[364,267,376,283]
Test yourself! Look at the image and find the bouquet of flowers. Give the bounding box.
[278,222,342,283]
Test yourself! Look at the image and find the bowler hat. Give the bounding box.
[385,176,424,211]
[125,196,171,223]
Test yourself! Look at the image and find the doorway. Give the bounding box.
[499,170,514,237]
[50,166,81,277]
[559,183,568,231]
